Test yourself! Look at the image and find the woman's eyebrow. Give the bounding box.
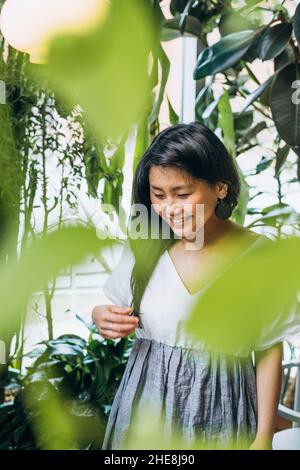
[150,184,193,191]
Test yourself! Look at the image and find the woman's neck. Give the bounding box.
[178,215,255,251]
[179,217,246,252]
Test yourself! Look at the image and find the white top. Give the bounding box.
[102,237,300,356]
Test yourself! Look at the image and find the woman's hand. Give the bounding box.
[92,304,139,340]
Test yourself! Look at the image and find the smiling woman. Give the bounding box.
[92,121,286,450]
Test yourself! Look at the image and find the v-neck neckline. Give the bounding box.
[165,235,264,297]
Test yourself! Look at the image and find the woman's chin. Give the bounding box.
[171,225,194,238]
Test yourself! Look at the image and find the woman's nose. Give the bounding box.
[164,202,183,219]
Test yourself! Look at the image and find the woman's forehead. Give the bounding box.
[149,165,193,187]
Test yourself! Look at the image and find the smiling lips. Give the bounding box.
[170,215,193,226]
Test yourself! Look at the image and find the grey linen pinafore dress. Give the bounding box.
[100,236,299,449]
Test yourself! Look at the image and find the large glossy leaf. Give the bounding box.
[270,62,300,153]
[293,2,300,45]
[241,59,296,113]
[170,0,212,20]
[219,12,255,37]
[240,75,274,113]
[274,45,295,71]
[29,0,154,141]
[194,30,255,80]
[237,121,267,148]
[161,16,202,41]
[242,25,269,63]
[259,23,292,61]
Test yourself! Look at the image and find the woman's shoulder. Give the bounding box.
[115,240,135,269]
[225,222,266,248]
[102,240,135,307]
[228,221,260,240]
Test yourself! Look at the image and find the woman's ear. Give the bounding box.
[216,181,228,198]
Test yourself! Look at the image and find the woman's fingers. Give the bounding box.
[103,309,138,326]
[100,320,138,333]
[100,324,137,339]
[92,304,139,339]
[109,305,133,315]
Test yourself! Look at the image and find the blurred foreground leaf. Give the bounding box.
[28,0,155,140]
[124,404,252,450]
[0,226,112,339]
[186,237,300,355]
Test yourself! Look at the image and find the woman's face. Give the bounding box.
[149,165,228,240]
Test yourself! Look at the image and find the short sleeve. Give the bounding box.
[254,291,300,351]
[102,241,135,307]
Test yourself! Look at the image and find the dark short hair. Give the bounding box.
[132,121,240,212]
[128,121,241,315]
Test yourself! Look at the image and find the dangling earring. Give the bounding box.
[214,197,233,219]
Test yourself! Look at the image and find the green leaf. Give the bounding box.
[133,118,150,173]
[270,62,300,152]
[234,111,254,140]
[194,30,255,80]
[167,96,179,125]
[186,236,300,355]
[248,203,299,228]
[238,121,267,147]
[46,343,83,356]
[274,45,296,70]
[219,12,255,37]
[275,144,290,176]
[255,155,273,174]
[202,99,219,119]
[148,44,170,125]
[217,92,236,157]
[0,227,112,340]
[29,0,155,141]
[231,164,250,225]
[195,82,219,130]
[0,85,22,248]
[293,2,300,45]
[259,23,292,61]
[161,16,202,41]
[240,75,274,113]
[245,0,263,5]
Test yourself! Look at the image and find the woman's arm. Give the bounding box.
[250,342,283,450]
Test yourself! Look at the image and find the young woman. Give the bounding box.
[92,122,293,450]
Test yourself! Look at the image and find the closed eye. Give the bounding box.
[153,193,192,199]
